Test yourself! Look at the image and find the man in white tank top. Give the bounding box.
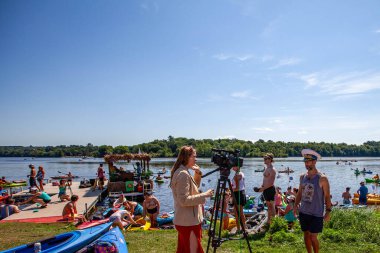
[231,166,247,231]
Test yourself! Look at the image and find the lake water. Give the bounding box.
[1,157,379,212]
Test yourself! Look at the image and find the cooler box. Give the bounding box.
[125,181,134,192]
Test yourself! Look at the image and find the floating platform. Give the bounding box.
[1,181,107,223]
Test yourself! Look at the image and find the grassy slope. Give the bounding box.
[1,209,379,252]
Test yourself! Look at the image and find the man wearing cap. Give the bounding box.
[357,182,368,205]
[294,149,331,253]
[254,153,277,224]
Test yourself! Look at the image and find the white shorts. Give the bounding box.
[109,216,121,223]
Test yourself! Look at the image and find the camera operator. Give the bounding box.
[231,166,247,232]
[170,146,214,253]
[254,153,277,224]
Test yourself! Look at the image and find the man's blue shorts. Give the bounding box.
[299,212,324,233]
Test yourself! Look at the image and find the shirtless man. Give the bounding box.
[342,187,352,205]
[28,164,39,190]
[142,192,160,227]
[254,153,277,224]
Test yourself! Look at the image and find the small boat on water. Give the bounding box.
[254,169,264,172]
[2,222,112,253]
[365,178,380,184]
[155,179,164,184]
[278,169,294,173]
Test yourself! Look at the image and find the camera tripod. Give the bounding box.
[66,181,73,195]
[203,168,252,253]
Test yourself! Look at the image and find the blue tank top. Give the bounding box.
[59,186,66,195]
[299,173,324,217]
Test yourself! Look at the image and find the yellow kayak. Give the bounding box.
[352,198,380,205]
[127,217,151,231]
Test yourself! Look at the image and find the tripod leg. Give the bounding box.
[207,178,232,253]
[206,178,220,253]
[227,179,252,253]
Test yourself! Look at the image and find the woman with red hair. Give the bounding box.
[170,146,214,253]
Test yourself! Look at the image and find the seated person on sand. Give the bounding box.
[374,174,379,180]
[156,174,163,180]
[123,200,143,217]
[58,179,71,201]
[0,198,21,219]
[113,194,127,208]
[142,192,160,228]
[62,195,87,223]
[109,209,137,231]
[19,187,51,208]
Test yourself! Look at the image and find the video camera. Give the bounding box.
[211,148,244,168]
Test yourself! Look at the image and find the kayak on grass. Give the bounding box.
[76,227,128,253]
[1,222,112,253]
[127,217,151,231]
[157,212,174,226]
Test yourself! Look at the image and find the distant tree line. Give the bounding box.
[1,137,380,158]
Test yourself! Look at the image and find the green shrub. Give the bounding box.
[268,217,288,234]
[326,208,380,245]
[271,230,298,243]
[321,228,344,242]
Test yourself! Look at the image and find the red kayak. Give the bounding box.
[77,218,129,229]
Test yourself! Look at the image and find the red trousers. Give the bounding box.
[175,223,204,253]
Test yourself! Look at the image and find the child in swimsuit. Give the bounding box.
[142,192,160,228]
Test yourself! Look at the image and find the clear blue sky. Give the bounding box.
[1,0,380,146]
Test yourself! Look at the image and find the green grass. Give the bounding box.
[1,208,380,252]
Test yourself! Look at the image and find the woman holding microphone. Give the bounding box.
[170,146,214,253]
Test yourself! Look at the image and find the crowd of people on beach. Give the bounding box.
[168,146,380,253]
[1,149,380,253]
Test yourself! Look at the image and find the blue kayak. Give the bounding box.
[1,222,112,253]
[77,227,128,253]
[157,215,174,226]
